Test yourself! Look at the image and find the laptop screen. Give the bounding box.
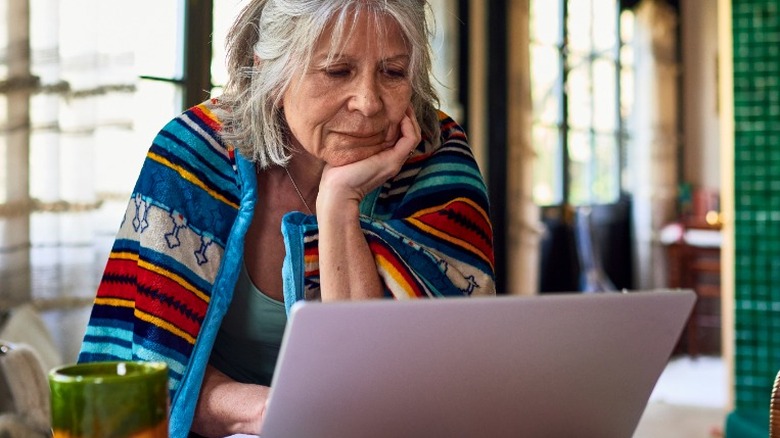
[261,289,695,438]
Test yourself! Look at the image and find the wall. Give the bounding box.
[717,0,735,409]
[681,0,721,192]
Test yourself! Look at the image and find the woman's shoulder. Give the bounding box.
[436,110,467,142]
[419,110,471,157]
[144,99,241,191]
[150,98,235,161]
[165,98,226,146]
[404,110,481,178]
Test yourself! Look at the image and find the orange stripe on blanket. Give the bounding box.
[370,242,424,298]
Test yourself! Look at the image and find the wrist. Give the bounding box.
[315,191,361,224]
[250,384,269,436]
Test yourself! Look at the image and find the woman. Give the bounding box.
[78,1,495,437]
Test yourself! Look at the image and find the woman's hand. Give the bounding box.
[191,365,269,437]
[316,105,420,301]
[317,105,421,209]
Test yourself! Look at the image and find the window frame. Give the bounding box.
[138,0,213,111]
[530,0,629,207]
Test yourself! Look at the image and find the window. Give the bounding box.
[135,0,187,125]
[212,0,249,94]
[0,0,225,305]
[0,0,472,353]
[530,0,634,206]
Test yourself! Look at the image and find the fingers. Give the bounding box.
[363,107,419,184]
[402,105,422,156]
[394,106,421,164]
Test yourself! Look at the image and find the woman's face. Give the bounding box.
[282,11,413,166]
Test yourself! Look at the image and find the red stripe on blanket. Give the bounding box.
[96,258,143,300]
[135,270,208,339]
[97,257,207,339]
[191,104,221,131]
[414,200,494,267]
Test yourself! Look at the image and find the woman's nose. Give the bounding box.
[348,73,382,116]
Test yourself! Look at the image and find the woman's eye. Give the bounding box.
[383,68,407,79]
[324,68,350,78]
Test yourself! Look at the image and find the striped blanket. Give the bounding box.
[78,99,495,437]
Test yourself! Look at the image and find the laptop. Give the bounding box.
[260,289,696,438]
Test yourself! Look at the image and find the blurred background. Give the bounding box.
[0,0,775,436]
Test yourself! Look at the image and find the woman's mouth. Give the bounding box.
[335,130,383,139]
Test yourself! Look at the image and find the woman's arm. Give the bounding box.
[284,110,494,303]
[316,197,384,300]
[316,106,421,301]
[339,113,495,299]
[191,365,269,437]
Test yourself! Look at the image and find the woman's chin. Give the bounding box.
[326,142,393,167]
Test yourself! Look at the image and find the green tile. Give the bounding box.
[732,0,780,410]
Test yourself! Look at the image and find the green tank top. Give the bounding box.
[209,262,287,386]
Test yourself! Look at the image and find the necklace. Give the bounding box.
[284,166,314,215]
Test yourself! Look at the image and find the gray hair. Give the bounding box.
[217,0,441,168]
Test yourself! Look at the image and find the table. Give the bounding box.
[662,222,722,357]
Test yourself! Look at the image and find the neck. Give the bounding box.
[285,152,323,197]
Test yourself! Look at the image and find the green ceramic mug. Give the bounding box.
[48,361,169,438]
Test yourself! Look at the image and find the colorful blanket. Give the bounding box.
[78,99,495,437]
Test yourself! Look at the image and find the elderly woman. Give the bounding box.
[78,0,495,437]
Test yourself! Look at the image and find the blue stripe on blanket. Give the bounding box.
[132,158,238,242]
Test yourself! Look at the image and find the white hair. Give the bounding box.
[217,0,441,168]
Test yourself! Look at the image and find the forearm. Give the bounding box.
[317,199,383,301]
[313,105,420,301]
[191,365,268,437]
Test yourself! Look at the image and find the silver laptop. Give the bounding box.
[261,289,696,438]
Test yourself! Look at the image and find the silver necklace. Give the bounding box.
[284,166,314,215]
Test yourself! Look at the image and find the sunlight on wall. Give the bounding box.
[0,135,6,205]
[0,0,5,204]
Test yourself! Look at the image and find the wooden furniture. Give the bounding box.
[664,222,722,357]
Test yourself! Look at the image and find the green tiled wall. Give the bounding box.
[732,0,780,410]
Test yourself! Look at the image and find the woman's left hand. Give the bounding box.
[317,104,421,209]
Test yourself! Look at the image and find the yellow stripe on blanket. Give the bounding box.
[135,309,196,345]
[94,297,134,308]
[375,255,416,299]
[110,251,139,262]
[147,152,240,210]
